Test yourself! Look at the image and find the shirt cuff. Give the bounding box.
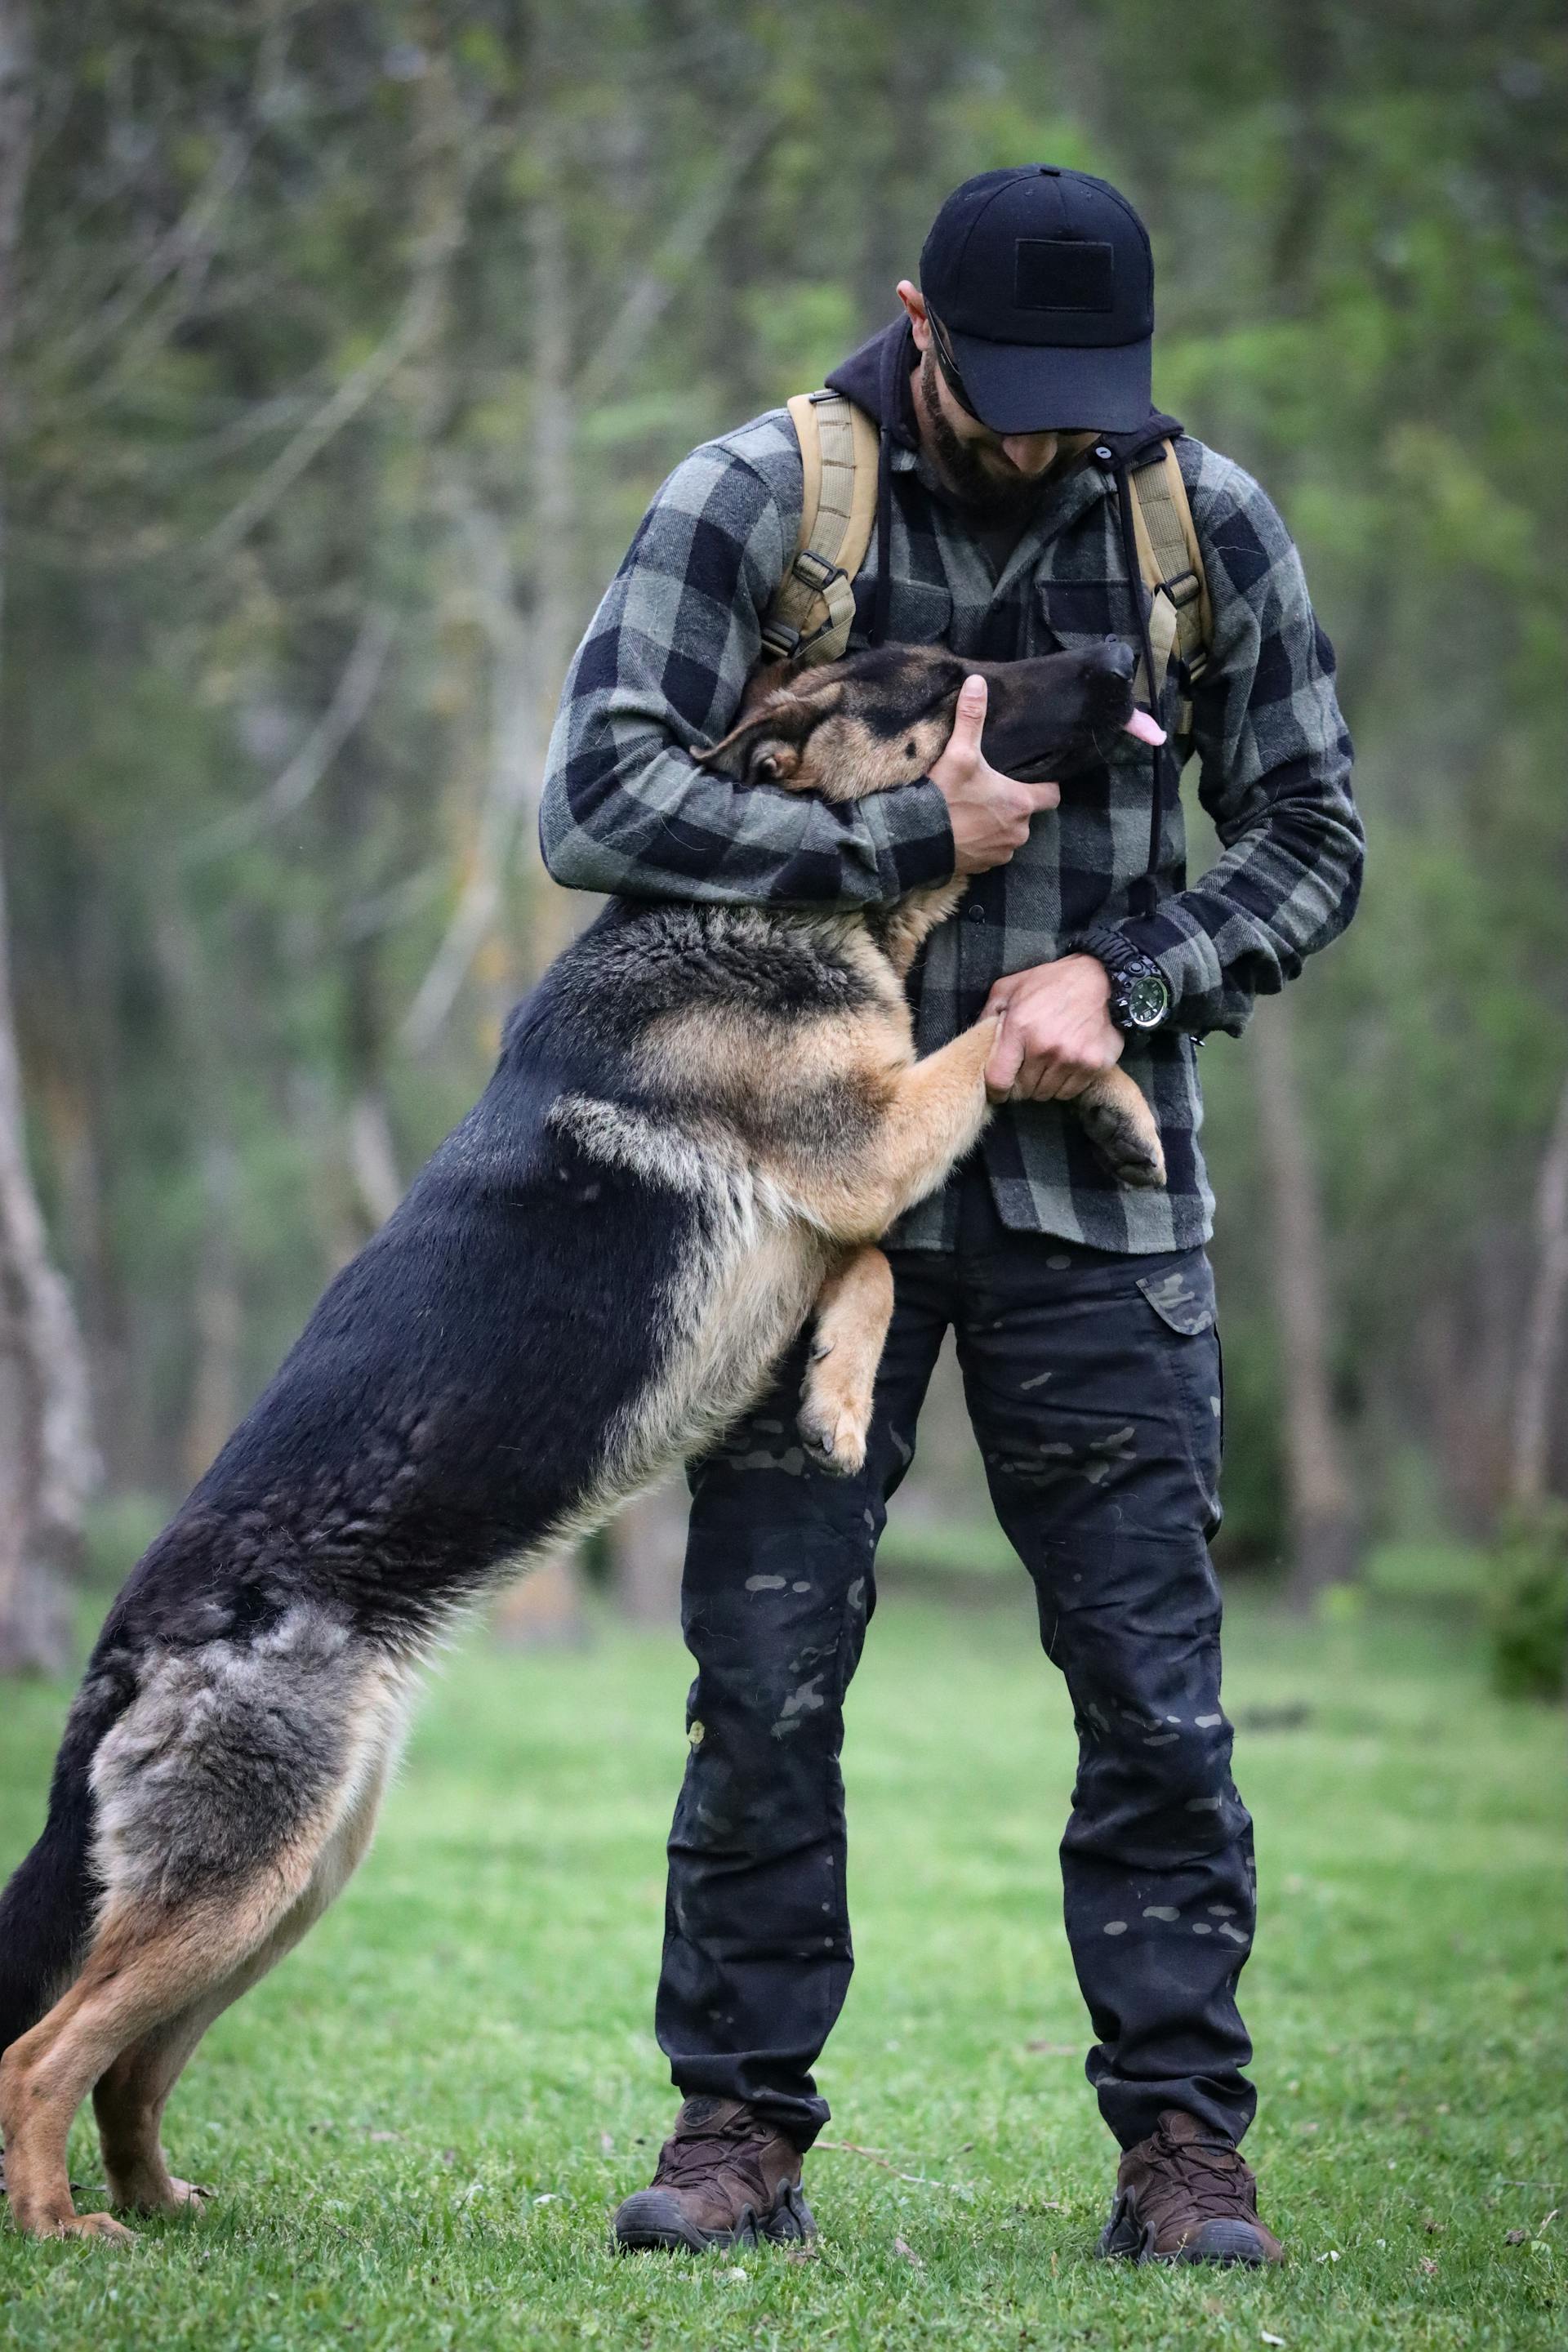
[858,778,956,901]
[1110,901,1225,1028]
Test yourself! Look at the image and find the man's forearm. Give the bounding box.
[538,426,953,911]
[1111,777,1365,1035]
[540,706,954,909]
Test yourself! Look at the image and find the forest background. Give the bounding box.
[1,0,1566,1669]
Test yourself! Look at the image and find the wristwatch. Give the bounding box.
[1064,926,1172,1032]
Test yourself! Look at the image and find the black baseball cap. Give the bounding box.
[919,166,1154,434]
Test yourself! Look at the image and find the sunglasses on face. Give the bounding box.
[926,309,987,422]
[925,310,1096,443]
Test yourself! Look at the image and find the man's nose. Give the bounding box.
[999,431,1060,475]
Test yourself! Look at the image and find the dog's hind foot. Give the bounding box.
[109,2171,210,2221]
[1076,1071,1166,1190]
[37,2210,138,2247]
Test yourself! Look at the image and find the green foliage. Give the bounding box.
[1488,1504,1568,1701]
[0,1596,1562,2346]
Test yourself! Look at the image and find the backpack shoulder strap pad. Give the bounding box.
[1125,439,1213,730]
[760,391,880,666]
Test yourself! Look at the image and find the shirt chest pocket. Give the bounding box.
[849,576,952,648]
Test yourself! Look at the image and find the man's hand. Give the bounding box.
[930,675,1060,875]
[984,956,1123,1102]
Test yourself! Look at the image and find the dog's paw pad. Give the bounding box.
[1077,1101,1166,1190]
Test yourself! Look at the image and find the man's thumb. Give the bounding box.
[955,673,987,742]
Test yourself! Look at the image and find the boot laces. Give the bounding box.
[1138,2118,1258,2234]
[656,2125,768,2198]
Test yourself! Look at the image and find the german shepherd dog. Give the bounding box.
[0,638,1164,2243]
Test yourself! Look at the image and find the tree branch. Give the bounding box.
[1510,1067,1568,1511]
[573,110,776,410]
[185,606,396,862]
[55,125,252,366]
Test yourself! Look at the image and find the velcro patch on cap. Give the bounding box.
[1014,238,1116,314]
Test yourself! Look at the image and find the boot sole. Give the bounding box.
[1098,2212,1281,2265]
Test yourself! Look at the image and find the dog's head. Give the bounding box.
[694,639,1162,802]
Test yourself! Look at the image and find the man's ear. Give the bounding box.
[695,676,844,783]
[895,278,931,350]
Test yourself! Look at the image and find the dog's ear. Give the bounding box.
[695,676,845,785]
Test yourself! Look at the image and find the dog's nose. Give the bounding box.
[1093,637,1138,679]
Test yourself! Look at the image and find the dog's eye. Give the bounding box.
[904,739,917,759]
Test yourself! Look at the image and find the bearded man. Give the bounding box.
[539,165,1363,2266]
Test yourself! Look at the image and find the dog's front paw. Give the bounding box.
[1076,1081,1166,1191]
[797,1387,870,1479]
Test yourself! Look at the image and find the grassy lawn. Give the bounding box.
[0,1585,1562,2349]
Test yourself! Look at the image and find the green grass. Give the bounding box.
[1,1589,1563,2350]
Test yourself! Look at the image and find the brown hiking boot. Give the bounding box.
[1098,2109,1284,2265]
[612,2096,815,2253]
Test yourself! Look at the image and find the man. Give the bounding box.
[539,166,1363,2265]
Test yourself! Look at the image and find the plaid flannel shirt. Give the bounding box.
[540,326,1362,1253]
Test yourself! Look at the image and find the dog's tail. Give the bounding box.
[0,1672,124,2058]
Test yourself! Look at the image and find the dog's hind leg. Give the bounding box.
[0,1858,323,2244]
[797,1245,895,1477]
[3,1666,406,2245]
[89,1771,391,2221]
[91,2002,220,2219]
[84,1687,403,2227]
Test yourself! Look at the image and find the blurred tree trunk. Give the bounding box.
[1509,1069,1568,1512]
[181,1133,242,1488]
[0,858,96,1671]
[1238,11,1361,1607]
[1250,996,1360,1605]
[151,906,244,1487]
[609,1475,689,1628]
[522,147,582,976]
[0,0,95,1670]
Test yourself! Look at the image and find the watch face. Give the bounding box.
[1125,973,1170,1027]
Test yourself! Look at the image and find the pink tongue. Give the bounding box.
[1122,708,1167,746]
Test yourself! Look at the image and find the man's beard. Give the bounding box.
[915,348,1057,524]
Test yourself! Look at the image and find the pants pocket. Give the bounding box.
[1137,1257,1223,1533]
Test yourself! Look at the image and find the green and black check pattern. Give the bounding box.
[540,331,1362,1252]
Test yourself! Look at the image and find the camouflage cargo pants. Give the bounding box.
[656,1172,1257,2153]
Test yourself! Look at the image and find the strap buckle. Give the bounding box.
[1161,567,1203,611]
[758,618,802,662]
[789,549,846,596]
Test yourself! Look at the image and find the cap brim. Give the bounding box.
[946,327,1152,434]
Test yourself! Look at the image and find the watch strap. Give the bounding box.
[1064,927,1171,1031]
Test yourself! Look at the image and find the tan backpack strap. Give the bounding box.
[760,392,880,665]
[1125,439,1212,730]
